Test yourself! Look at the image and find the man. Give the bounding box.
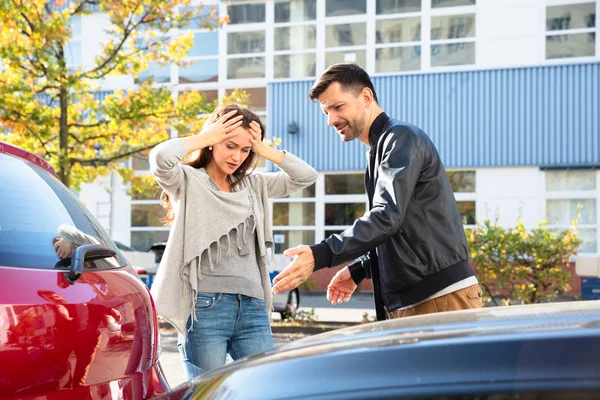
[272,64,481,321]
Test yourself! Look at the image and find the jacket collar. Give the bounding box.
[368,112,390,149]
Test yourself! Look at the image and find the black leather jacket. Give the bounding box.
[311,113,474,320]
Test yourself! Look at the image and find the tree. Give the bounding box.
[467,219,582,305]
[0,0,238,189]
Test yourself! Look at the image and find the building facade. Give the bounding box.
[76,0,600,270]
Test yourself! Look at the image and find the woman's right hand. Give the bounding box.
[198,110,244,148]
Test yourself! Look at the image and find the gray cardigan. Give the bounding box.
[149,138,318,334]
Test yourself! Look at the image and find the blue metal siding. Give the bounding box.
[268,63,600,171]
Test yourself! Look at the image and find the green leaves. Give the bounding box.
[467,219,582,305]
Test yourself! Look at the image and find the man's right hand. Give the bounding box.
[327,266,358,305]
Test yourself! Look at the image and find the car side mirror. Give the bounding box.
[65,244,117,285]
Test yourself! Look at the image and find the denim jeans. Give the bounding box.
[177,293,274,379]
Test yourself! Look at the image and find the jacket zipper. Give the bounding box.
[400,231,427,265]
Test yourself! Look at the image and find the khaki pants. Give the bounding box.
[387,284,482,319]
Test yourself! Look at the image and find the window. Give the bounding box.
[272,181,316,254]
[377,0,421,15]
[226,29,266,79]
[325,174,365,195]
[224,87,267,113]
[131,230,170,252]
[275,0,317,23]
[546,3,596,59]
[448,171,476,227]
[431,14,476,67]
[273,2,317,80]
[432,0,475,7]
[375,15,421,73]
[179,59,219,83]
[545,170,599,254]
[326,23,368,68]
[326,0,367,17]
[227,2,266,24]
[0,153,123,269]
[136,37,171,84]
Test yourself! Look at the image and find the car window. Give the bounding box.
[0,153,125,269]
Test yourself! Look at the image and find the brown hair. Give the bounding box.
[159,103,266,225]
[309,63,379,104]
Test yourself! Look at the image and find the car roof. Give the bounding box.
[167,301,600,399]
[0,142,57,177]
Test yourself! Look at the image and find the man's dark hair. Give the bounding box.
[309,63,379,104]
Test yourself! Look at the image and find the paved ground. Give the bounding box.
[159,291,376,389]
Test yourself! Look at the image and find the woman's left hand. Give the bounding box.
[248,121,270,157]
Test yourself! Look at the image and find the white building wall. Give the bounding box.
[475,167,542,229]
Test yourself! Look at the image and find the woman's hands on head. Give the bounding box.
[198,110,244,148]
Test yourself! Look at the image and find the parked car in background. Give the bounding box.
[0,142,169,399]
[114,241,157,289]
[154,300,600,400]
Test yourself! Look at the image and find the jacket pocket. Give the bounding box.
[400,230,427,265]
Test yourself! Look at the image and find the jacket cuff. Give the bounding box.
[348,260,367,285]
[310,242,332,271]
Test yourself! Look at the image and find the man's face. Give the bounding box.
[318,82,368,142]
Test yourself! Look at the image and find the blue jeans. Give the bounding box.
[177,293,274,379]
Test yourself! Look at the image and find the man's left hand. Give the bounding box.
[272,245,315,294]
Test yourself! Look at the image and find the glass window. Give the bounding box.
[326,23,367,47]
[227,3,265,24]
[326,50,366,67]
[189,32,219,57]
[546,3,596,31]
[227,57,265,79]
[447,171,475,192]
[179,59,218,83]
[547,199,597,225]
[225,87,267,112]
[546,170,596,191]
[275,0,317,22]
[275,53,317,78]
[326,0,366,17]
[0,153,122,269]
[376,46,421,72]
[431,14,475,40]
[275,26,316,51]
[431,42,475,67]
[273,230,315,253]
[325,174,365,195]
[325,203,366,225]
[376,0,421,15]
[273,203,315,226]
[432,0,475,8]
[131,230,170,252]
[457,201,476,225]
[131,204,165,227]
[137,63,170,84]
[546,33,595,59]
[376,18,421,44]
[228,31,265,54]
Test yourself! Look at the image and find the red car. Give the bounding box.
[0,142,169,399]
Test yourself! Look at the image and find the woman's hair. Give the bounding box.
[159,103,266,225]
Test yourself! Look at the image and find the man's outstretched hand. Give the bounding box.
[272,245,315,294]
[327,266,358,305]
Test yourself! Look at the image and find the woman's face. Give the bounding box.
[210,126,253,176]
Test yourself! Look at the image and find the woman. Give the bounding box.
[149,104,317,378]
